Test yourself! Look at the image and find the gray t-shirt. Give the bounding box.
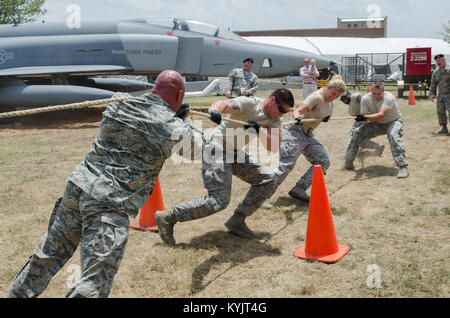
[212,96,281,149]
[348,93,362,116]
[360,91,402,124]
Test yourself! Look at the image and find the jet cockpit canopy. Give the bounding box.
[145,17,244,41]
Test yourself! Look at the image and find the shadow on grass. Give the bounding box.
[0,108,104,130]
[266,197,308,239]
[176,230,281,295]
[430,132,450,138]
[271,196,308,211]
[353,165,398,180]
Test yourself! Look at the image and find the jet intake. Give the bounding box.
[72,77,153,92]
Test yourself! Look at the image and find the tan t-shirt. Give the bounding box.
[301,88,334,131]
[211,96,281,149]
[360,91,402,124]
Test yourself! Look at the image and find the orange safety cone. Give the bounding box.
[366,86,371,93]
[130,177,165,232]
[294,165,350,263]
[408,85,416,105]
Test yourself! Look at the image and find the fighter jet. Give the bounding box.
[0,17,332,111]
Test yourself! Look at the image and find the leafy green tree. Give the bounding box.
[0,0,47,24]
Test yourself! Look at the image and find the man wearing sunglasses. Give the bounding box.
[156,89,294,245]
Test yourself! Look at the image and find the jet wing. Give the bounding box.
[0,65,133,77]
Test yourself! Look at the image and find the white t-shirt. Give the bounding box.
[360,91,402,124]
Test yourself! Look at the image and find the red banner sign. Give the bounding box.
[406,47,432,75]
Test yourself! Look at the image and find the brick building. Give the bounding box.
[236,17,387,38]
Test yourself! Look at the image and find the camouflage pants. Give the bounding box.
[274,124,330,190]
[7,182,129,298]
[345,119,408,168]
[347,121,381,149]
[231,124,331,210]
[436,94,450,126]
[172,139,275,220]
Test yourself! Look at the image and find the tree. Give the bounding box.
[440,21,450,43]
[0,0,47,24]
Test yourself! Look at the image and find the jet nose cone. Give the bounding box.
[311,55,333,70]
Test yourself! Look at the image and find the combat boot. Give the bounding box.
[437,125,448,134]
[288,184,310,203]
[224,212,260,239]
[397,166,409,178]
[155,210,177,245]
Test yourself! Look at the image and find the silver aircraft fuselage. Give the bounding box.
[0,18,332,110]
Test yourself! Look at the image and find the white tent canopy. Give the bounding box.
[244,36,450,63]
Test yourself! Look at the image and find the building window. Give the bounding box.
[347,24,352,28]
[353,24,358,27]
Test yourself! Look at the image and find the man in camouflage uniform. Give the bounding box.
[155,89,294,245]
[340,91,385,156]
[225,58,259,98]
[342,82,409,178]
[430,54,450,135]
[7,70,204,298]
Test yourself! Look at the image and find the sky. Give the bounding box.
[39,0,449,39]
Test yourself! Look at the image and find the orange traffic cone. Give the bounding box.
[294,165,350,263]
[130,177,165,232]
[408,85,416,105]
[366,86,371,93]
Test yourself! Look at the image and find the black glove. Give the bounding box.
[244,120,260,133]
[322,115,330,122]
[176,103,190,119]
[295,117,303,126]
[340,91,351,104]
[355,114,368,122]
[209,110,222,125]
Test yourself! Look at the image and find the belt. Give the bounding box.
[290,123,313,136]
